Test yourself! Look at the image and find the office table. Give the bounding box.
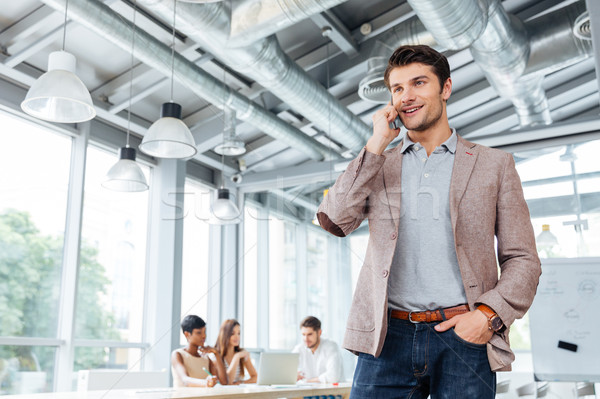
[3,383,351,399]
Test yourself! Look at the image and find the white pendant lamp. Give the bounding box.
[102,147,149,192]
[139,102,197,158]
[138,0,196,159]
[209,58,241,224]
[209,188,242,224]
[209,119,241,224]
[102,1,148,192]
[21,0,95,123]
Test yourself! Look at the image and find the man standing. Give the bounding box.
[317,45,541,398]
[292,316,343,383]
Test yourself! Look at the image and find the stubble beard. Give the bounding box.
[401,99,444,133]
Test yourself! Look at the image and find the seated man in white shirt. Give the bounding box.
[292,316,343,383]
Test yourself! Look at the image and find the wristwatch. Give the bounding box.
[477,304,504,332]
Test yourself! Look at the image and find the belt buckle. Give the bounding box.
[408,311,420,324]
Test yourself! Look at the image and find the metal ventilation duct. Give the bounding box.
[400,0,593,126]
[466,0,546,126]
[524,4,592,76]
[358,16,442,103]
[406,0,488,50]
[229,0,350,47]
[138,0,371,153]
[41,0,333,161]
[359,2,592,111]
[574,11,591,40]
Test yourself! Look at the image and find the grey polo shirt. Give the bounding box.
[387,130,468,311]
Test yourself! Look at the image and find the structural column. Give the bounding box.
[143,158,186,374]
[55,123,89,392]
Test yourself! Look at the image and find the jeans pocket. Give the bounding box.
[357,352,378,363]
[450,328,487,349]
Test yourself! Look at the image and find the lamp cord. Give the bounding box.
[170,0,176,103]
[126,1,137,148]
[325,31,332,185]
[61,0,69,51]
[221,66,226,188]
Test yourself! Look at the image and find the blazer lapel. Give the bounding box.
[382,143,403,231]
[450,136,478,232]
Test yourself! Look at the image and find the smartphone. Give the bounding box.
[388,95,402,130]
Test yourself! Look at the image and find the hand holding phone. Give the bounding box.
[367,97,402,155]
[388,95,402,130]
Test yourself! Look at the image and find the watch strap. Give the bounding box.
[477,304,496,319]
[477,304,503,332]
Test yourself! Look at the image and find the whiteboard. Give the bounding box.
[529,257,600,382]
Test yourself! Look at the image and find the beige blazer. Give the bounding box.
[317,135,541,371]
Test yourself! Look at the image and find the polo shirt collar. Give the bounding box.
[400,129,457,154]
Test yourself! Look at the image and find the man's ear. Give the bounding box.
[442,77,452,101]
[318,329,322,338]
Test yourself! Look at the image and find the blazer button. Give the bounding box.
[382,270,389,278]
[391,232,397,240]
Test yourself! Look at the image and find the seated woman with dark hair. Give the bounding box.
[171,315,227,387]
[214,319,257,385]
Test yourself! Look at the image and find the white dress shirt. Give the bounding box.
[292,338,343,383]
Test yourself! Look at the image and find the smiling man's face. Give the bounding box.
[389,62,451,133]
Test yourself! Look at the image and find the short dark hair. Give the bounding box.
[181,315,206,334]
[300,316,321,331]
[383,45,450,92]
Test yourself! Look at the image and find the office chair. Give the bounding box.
[517,381,550,398]
[496,380,510,395]
[574,382,596,398]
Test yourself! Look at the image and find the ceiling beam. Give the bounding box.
[107,49,212,114]
[3,23,71,68]
[310,11,358,57]
[0,7,55,45]
[473,115,600,148]
[237,160,343,193]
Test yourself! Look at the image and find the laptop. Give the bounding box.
[256,352,299,385]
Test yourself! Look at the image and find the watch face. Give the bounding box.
[490,317,503,331]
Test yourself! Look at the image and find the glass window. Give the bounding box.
[509,139,600,353]
[72,347,142,373]
[514,148,572,181]
[180,179,211,345]
[268,217,297,349]
[306,228,329,322]
[516,140,600,258]
[0,345,56,394]
[522,182,573,200]
[75,145,150,342]
[243,205,259,348]
[0,112,71,339]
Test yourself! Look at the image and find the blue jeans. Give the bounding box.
[350,317,496,399]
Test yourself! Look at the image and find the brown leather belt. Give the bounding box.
[391,304,470,323]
